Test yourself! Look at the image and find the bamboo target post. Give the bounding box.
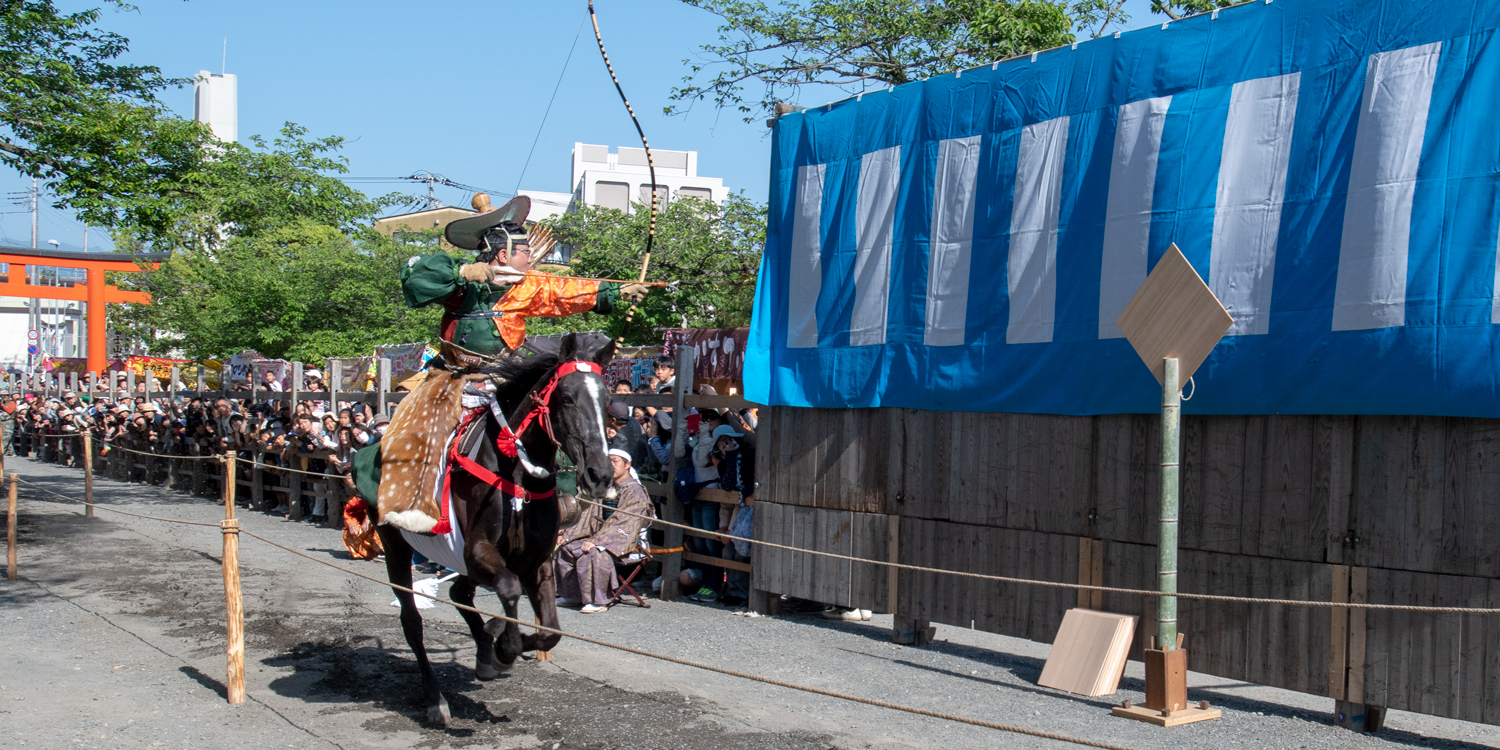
[83,431,94,518]
[221,451,246,704]
[1112,245,1230,728]
[6,473,16,580]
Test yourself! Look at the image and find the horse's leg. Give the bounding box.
[448,575,500,681]
[480,565,525,669]
[521,558,562,653]
[377,527,450,727]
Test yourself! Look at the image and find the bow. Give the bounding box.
[588,0,655,324]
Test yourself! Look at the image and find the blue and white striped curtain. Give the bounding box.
[745,0,1500,416]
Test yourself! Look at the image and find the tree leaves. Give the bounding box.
[534,193,766,344]
[0,1,208,233]
[669,0,1074,121]
[113,222,444,362]
[669,0,1252,121]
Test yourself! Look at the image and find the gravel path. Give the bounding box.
[3,455,1500,750]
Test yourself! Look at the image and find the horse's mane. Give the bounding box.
[491,331,616,415]
[491,352,559,412]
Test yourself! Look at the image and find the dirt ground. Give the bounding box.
[4,456,1500,750]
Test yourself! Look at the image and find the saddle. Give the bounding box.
[376,341,524,535]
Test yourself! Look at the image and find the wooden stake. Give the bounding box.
[83,431,94,519]
[535,617,552,661]
[6,473,16,580]
[222,451,245,704]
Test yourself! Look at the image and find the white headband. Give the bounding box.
[608,448,633,464]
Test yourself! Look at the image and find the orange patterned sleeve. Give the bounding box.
[492,272,603,349]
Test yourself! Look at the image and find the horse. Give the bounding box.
[375,332,616,726]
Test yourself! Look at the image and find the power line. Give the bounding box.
[515,16,586,194]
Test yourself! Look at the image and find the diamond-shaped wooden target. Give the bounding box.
[1115,244,1233,386]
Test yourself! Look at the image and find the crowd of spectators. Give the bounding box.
[590,355,762,611]
[8,355,779,616]
[2,369,390,526]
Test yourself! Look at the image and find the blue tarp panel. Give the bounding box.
[744,0,1500,417]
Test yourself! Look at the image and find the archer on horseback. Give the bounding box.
[356,192,650,533]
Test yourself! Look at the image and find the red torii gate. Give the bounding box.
[0,246,167,377]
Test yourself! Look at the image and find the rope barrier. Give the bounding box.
[27,432,342,478]
[12,472,1138,750]
[578,497,1500,614]
[16,477,222,528]
[18,442,1500,614]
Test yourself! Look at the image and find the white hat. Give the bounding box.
[305,369,323,380]
[607,448,633,464]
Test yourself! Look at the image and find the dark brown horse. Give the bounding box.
[376,332,616,726]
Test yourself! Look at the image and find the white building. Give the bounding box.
[567,143,726,213]
[194,71,238,142]
[511,143,727,264]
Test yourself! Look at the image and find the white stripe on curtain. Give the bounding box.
[1008,116,1069,345]
[787,163,827,348]
[851,146,901,347]
[1211,71,1301,336]
[1099,96,1171,339]
[1332,41,1442,331]
[924,135,982,347]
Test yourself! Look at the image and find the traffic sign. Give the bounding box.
[26,345,37,356]
[25,330,37,341]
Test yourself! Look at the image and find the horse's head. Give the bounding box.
[545,332,616,501]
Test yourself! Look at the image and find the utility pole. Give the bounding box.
[29,178,37,250]
[28,178,37,374]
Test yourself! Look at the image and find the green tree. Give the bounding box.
[669,0,1257,120]
[110,125,410,359]
[1150,0,1243,21]
[121,122,401,252]
[669,0,1076,121]
[530,193,766,345]
[115,221,443,362]
[0,1,213,234]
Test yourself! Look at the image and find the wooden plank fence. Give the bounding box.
[749,406,1500,727]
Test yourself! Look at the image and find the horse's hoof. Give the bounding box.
[489,653,515,672]
[427,695,451,727]
[483,617,504,639]
[475,661,501,681]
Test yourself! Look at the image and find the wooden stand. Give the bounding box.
[221,452,246,704]
[1112,645,1221,726]
[535,617,552,661]
[6,473,15,580]
[1112,702,1222,727]
[83,432,94,518]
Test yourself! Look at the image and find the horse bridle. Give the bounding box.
[495,359,603,457]
[446,360,605,511]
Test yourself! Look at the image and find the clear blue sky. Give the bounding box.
[0,0,1160,252]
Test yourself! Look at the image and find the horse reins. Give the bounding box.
[452,359,605,504]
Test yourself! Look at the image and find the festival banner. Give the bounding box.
[227,350,263,385]
[375,342,436,382]
[125,355,193,386]
[671,328,747,383]
[247,359,290,390]
[326,356,375,391]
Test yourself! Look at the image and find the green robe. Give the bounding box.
[400,252,621,355]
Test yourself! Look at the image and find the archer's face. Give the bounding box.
[504,245,534,274]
